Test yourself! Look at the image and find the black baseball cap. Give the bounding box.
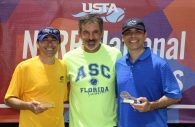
[122,18,145,34]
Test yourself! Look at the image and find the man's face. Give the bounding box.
[122,28,146,52]
[79,22,103,53]
[37,35,60,58]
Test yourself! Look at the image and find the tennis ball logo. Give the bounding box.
[89,78,98,86]
[101,8,125,23]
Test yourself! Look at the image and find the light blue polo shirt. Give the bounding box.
[116,47,182,127]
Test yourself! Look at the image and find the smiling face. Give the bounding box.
[122,28,146,52]
[37,35,60,58]
[79,22,103,53]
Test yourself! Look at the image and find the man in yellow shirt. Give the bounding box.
[4,27,68,127]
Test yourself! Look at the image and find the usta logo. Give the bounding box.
[72,3,125,23]
[82,3,117,13]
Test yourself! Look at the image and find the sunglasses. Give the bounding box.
[39,28,60,35]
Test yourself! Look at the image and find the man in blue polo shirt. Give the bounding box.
[116,18,182,127]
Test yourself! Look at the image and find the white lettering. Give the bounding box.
[70,30,81,51]
[23,30,37,59]
[180,31,186,59]
[145,31,186,60]
[166,38,179,59]
[102,30,108,45]
[82,3,117,13]
[23,30,186,60]
[174,70,184,91]
[60,30,69,57]
[153,38,166,58]
[108,37,121,49]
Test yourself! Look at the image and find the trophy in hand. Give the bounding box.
[33,97,55,108]
[120,91,141,104]
[40,102,55,108]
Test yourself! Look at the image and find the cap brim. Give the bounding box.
[122,25,145,34]
[37,34,60,41]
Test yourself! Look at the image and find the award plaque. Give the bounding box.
[40,102,55,108]
[120,91,140,104]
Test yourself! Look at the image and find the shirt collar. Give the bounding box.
[125,47,151,65]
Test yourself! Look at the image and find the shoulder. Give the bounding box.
[147,52,171,71]
[13,56,39,72]
[54,59,67,72]
[150,53,167,66]
[62,47,83,66]
[55,58,64,65]
[18,56,39,67]
[101,44,122,58]
[144,47,167,66]
[102,44,120,52]
[116,54,127,65]
[63,47,82,59]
